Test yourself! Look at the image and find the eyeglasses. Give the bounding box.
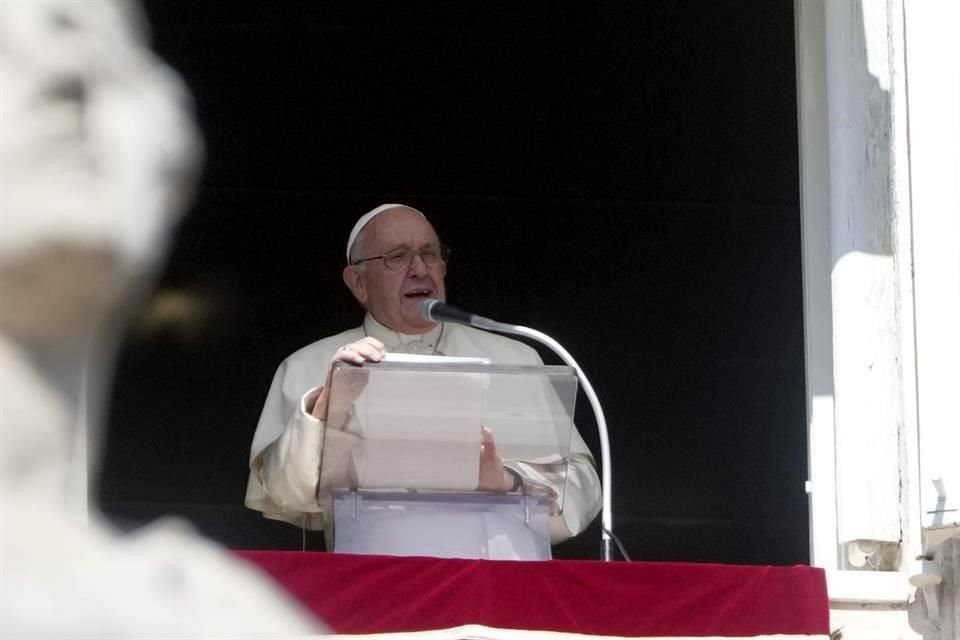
[351,244,451,271]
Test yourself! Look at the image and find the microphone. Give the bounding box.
[418,299,492,328]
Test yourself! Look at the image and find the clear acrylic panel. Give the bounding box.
[324,360,577,514]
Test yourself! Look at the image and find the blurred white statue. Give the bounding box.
[0,1,323,636]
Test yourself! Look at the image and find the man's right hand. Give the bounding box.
[329,337,387,367]
[307,337,386,420]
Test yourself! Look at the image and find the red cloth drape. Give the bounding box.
[235,551,829,637]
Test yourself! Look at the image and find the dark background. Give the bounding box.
[99,0,808,564]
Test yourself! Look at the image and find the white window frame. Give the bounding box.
[796,0,959,604]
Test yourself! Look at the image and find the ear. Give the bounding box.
[343,265,368,306]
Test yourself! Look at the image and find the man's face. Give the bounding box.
[343,208,447,334]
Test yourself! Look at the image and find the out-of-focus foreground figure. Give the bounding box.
[0,1,323,636]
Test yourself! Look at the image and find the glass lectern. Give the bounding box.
[321,358,578,560]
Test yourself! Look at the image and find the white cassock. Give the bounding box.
[245,314,602,558]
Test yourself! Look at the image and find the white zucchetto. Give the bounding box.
[345,203,426,262]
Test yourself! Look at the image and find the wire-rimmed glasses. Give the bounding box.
[351,244,451,271]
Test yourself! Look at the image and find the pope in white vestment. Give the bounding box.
[244,204,601,554]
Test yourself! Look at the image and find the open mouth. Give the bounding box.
[403,288,433,300]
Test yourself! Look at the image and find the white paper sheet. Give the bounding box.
[351,356,490,489]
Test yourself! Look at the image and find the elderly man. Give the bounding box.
[245,204,601,551]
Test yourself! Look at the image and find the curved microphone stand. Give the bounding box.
[469,315,615,562]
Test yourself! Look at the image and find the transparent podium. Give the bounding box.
[322,357,577,560]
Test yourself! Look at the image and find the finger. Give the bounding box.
[333,344,367,365]
[348,339,385,362]
[480,426,497,462]
[357,336,386,354]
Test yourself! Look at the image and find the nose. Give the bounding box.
[408,252,429,275]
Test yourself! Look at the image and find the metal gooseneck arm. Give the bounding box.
[470,316,615,562]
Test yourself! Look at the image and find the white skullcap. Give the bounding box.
[345,203,425,262]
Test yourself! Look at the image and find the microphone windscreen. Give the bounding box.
[418,298,440,322]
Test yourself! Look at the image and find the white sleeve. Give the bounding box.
[249,388,326,513]
[246,389,324,519]
[508,438,602,544]
[245,381,361,529]
[553,451,603,542]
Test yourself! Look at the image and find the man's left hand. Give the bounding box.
[478,426,515,492]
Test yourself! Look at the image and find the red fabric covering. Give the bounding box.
[235,551,829,637]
